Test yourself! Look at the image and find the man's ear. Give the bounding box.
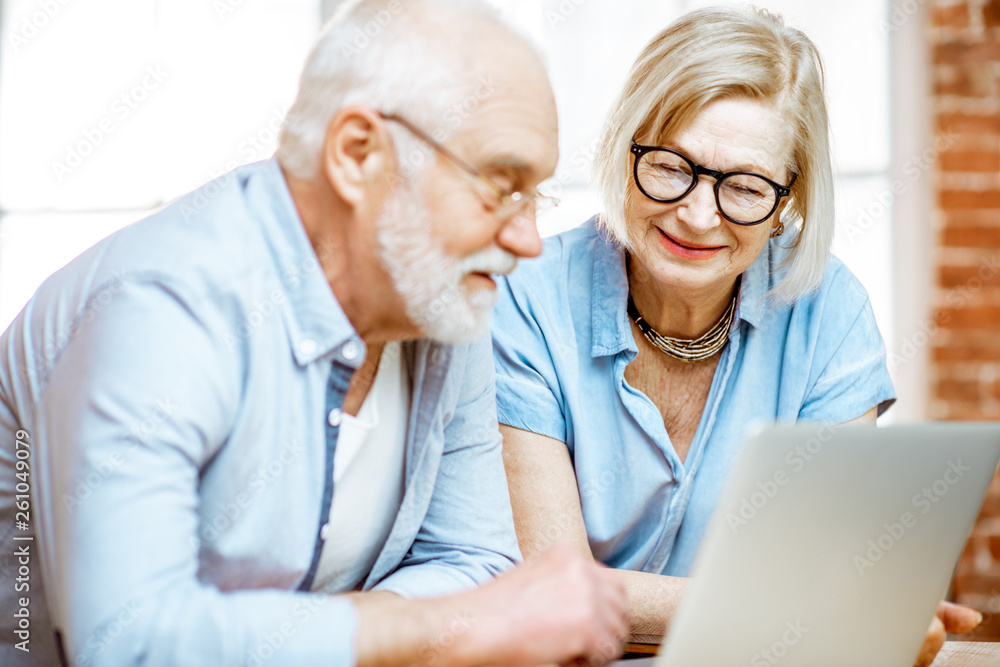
[321,105,396,208]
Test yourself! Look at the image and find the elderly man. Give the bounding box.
[0,0,628,665]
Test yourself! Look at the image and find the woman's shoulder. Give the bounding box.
[766,236,872,316]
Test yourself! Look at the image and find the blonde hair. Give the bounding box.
[594,6,834,302]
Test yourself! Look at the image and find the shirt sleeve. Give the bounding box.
[373,335,522,597]
[798,293,897,423]
[34,279,357,667]
[490,273,568,443]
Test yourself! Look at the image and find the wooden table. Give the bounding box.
[622,641,1000,665]
[930,642,1000,666]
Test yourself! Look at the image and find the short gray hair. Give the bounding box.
[278,0,517,180]
[594,6,834,302]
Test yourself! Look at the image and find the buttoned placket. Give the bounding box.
[297,355,356,591]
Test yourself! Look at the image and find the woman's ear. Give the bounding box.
[320,105,396,208]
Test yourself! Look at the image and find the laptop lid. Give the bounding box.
[655,423,1000,667]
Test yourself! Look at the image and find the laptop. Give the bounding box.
[630,423,1000,667]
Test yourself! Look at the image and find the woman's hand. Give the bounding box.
[912,601,982,667]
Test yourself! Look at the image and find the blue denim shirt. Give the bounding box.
[492,217,895,577]
[0,158,520,666]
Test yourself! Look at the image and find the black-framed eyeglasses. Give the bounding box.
[630,142,796,225]
[378,112,559,219]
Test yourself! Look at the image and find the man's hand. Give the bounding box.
[352,544,629,667]
[912,601,983,667]
[459,544,630,667]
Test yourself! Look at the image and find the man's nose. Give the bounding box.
[496,208,543,259]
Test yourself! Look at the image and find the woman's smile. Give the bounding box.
[656,227,726,260]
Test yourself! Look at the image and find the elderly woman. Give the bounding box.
[492,6,979,666]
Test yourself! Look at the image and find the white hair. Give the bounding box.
[278,0,523,181]
[594,6,835,303]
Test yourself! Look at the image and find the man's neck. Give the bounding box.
[282,166,420,346]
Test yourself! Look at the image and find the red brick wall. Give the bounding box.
[930,0,1000,640]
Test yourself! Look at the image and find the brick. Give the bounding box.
[943,226,1000,246]
[937,111,1000,134]
[939,263,1000,287]
[940,190,1000,208]
[939,149,1000,171]
[935,3,971,28]
[936,305,1000,328]
[986,0,1000,29]
[934,346,1000,361]
[936,378,983,401]
[981,489,1000,517]
[935,40,1000,64]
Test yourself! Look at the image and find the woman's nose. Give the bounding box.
[676,179,722,233]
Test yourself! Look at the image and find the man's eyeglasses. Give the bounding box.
[630,142,796,225]
[379,112,559,220]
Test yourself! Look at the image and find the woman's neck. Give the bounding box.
[626,254,739,340]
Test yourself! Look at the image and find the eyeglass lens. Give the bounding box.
[635,149,778,224]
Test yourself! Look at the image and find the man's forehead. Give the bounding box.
[450,87,559,180]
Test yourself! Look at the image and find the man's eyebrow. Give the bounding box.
[481,155,535,177]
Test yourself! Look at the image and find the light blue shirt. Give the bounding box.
[0,158,520,666]
[492,217,895,577]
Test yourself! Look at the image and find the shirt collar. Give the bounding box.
[245,157,363,368]
[589,218,772,358]
[590,220,634,358]
[736,236,770,329]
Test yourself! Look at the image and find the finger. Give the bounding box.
[936,600,983,634]
[913,616,946,667]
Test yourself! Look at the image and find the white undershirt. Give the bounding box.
[311,341,410,593]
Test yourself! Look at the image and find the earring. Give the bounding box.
[770,221,784,238]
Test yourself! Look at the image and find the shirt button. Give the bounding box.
[341,340,361,361]
[298,339,317,356]
[319,523,331,541]
[327,408,343,427]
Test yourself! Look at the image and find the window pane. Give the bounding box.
[0,0,320,211]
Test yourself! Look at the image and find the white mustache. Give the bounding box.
[458,246,518,278]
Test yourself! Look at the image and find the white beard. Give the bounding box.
[375,181,518,345]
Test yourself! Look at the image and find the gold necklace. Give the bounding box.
[627,277,740,363]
